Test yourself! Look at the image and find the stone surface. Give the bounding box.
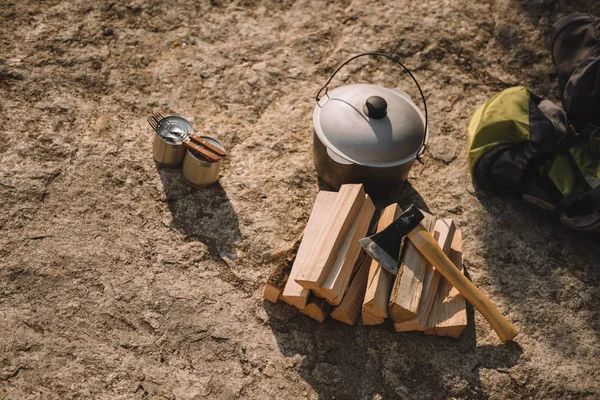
[1,0,600,399]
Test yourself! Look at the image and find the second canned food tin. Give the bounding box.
[182,136,225,187]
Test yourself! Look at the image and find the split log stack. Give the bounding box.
[263,184,468,338]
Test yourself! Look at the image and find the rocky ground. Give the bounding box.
[1,0,600,399]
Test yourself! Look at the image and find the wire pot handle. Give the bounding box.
[315,52,429,157]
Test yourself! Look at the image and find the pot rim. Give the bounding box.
[313,85,428,168]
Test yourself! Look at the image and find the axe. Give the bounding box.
[359,205,518,342]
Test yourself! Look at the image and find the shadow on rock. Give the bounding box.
[264,298,523,399]
[370,179,432,213]
[157,164,241,260]
[516,0,600,24]
[318,177,431,214]
[474,188,600,347]
[263,178,525,398]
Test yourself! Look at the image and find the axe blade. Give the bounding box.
[358,205,425,275]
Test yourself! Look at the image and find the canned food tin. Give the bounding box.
[152,116,194,167]
[153,135,186,167]
[182,136,225,187]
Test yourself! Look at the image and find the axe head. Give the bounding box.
[358,205,424,275]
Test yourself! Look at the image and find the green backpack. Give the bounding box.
[467,86,600,231]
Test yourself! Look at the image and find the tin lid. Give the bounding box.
[157,116,193,143]
[313,83,427,167]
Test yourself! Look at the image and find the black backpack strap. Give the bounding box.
[551,187,587,217]
[556,124,584,150]
[582,122,600,158]
[588,185,600,205]
[561,185,600,222]
[550,147,594,217]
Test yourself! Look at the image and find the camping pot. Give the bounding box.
[182,136,225,187]
[313,52,429,192]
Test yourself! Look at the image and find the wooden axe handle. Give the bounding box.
[407,224,519,342]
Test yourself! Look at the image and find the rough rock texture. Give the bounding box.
[1,0,600,399]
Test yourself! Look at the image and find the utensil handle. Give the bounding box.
[407,224,519,342]
[189,133,227,157]
[183,139,221,162]
[315,52,428,157]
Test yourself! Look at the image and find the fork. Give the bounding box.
[147,113,183,141]
[154,112,189,140]
[147,114,160,132]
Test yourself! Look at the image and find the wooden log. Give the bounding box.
[281,191,338,308]
[424,229,467,337]
[300,294,332,323]
[361,310,384,325]
[263,235,303,303]
[393,318,421,332]
[314,194,376,305]
[263,284,282,304]
[361,203,403,324]
[296,184,366,290]
[394,219,456,332]
[388,211,436,322]
[331,254,371,325]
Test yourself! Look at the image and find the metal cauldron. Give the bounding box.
[312,52,429,192]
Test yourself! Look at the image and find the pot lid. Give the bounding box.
[313,83,427,167]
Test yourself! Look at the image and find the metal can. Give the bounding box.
[152,134,186,167]
[182,136,225,187]
[151,116,194,167]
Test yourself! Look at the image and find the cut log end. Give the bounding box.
[361,309,385,325]
[394,320,422,332]
[312,287,342,306]
[300,296,332,323]
[281,292,310,310]
[424,324,467,338]
[388,303,418,322]
[263,283,282,304]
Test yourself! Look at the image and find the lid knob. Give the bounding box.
[363,96,388,119]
